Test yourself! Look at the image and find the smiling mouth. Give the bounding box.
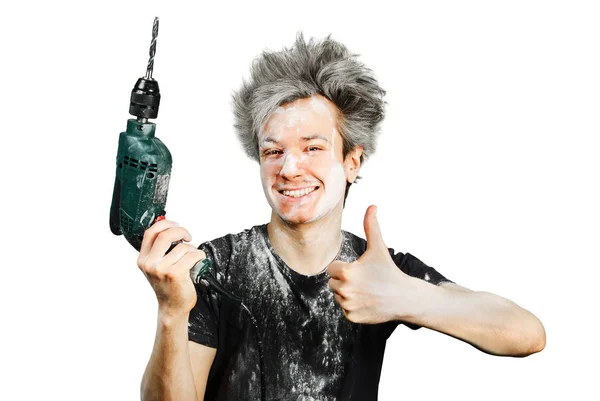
[278,186,319,198]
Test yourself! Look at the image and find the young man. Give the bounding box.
[137,34,546,401]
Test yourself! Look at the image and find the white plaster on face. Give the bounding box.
[305,161,345,223]
[273,148,345,225]
[280,152,300,176]
[330,127,337,160]
[266,106,308,132]
[309,95,334,117]
[259,95,348,225]
[262,97,336,137]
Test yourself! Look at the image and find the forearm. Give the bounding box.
[399,277,546,356]
[141,310,198,401]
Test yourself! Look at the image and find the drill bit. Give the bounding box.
[145,17,159,80]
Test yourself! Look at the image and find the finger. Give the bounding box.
[139,220,179,265]
[334,292,346,305]
[146,226,193,266]
[328,277,345,297]
[161,243,204,270]
[327,261,348,281]
[167,249,207,280]
[363,205,386,252]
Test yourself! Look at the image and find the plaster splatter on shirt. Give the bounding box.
[188,224,452,401]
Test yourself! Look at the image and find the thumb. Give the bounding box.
[364,205,387,252]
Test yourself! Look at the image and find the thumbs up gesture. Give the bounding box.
[328,205,413,324]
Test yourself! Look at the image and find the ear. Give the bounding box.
[344,146,363,183]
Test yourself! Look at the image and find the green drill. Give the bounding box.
[109,18,242,305]
[109,17,172,251]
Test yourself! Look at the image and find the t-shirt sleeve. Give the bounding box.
[392,252,453,286]
[391,251,454,330]
[187,242,221,348]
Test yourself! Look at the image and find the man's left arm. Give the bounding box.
[327,205,546,357]
[398,278,546,357]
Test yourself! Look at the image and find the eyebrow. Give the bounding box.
[301,134,329,143]
[260,134,330,145]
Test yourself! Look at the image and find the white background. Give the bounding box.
[1,0,598,400]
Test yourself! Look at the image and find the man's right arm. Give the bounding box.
[189,341,217,399]
[137,220,217,401]
[140,312,216,401]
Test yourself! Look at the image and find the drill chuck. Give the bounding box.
[129,77,161,119]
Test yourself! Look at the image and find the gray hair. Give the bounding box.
[231,33,386,164]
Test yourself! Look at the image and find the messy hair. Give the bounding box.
[231,33,386,200]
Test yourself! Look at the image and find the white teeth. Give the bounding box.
[282,187,316,198]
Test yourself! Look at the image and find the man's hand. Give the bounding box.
[328,205,415,324]
[137,219,206,318]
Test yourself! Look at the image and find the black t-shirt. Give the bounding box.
[189,224,451,401]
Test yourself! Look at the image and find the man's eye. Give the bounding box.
[264,149,282,156]
[307,146,322,152]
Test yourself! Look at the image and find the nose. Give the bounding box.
[279,152,304,179]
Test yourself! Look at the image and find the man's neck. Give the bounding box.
[267,204,343,276]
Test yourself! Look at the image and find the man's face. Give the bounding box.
[258,95,360,225]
